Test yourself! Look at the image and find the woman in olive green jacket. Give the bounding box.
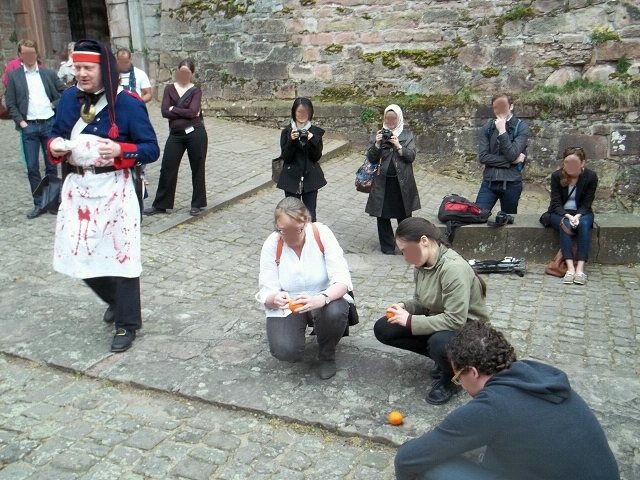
[374,217,489,405]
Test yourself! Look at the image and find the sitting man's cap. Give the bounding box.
[74,39,120,139]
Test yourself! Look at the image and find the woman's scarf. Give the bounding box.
[123,64,137,94]
[291,119,311,132]
[383,104,404,137]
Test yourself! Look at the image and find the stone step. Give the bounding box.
[144,138,351,235]
[432,213,640,264]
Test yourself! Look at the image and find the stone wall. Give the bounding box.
[206,100,640,212]
[155,0,640,99]
[0,0,17,89]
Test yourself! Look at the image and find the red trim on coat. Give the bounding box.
[113,142,138,169]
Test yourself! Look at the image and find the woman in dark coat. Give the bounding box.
[277,97,325,222]
[365,104,420,254]
[547,147,598,285]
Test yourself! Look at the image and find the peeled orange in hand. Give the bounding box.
[386,310,394,319]
[288,299,303,312]
[388,411,403,425]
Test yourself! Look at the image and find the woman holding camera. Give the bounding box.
[276,97,325,222]
[144,58,207,217]
[366,104,420,254]
[546,147,598,285]
[374,217,489,405]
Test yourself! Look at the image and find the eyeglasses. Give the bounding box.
[569,147,583,151]
[451,367,467,386]
[276,226,305,235]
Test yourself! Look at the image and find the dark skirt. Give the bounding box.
[380,175,405,219]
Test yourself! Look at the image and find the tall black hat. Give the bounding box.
[73,39,120,139]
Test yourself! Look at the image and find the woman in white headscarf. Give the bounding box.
[365,104,420,254]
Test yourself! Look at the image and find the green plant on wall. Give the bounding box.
[516,79,640,112]
[541,59,561,70]
[219,69,231,86]
[315,85,484,114]
[360,47,459,70]
[360,108,376,124]
[325,44,343,54]
[590,26,621,44]
[9,30,17,43]
[616,55,631,74]
[170,0,254,21]
[494,3,535,37]
[480,67,500,77]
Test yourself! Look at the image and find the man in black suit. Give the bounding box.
[5,39,67,218]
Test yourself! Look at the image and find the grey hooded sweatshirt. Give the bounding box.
[395,360,619,480]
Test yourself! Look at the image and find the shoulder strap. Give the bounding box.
[175,86,196,107]
[275,237,284,266]
[275,222,324,266]
[311,223,324,254]
[513,119,521,138]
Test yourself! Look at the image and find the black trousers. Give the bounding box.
[373,317,456,380]
[152,126,208,210]
[376,215,410,253]
[83,276,142,331]
[285,190,318,222]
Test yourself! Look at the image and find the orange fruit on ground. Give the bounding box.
[388,411,403,425]
[386,310,394,319]
[288,299,303,312]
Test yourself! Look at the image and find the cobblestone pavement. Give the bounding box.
[132,103,348,233]
[0,113,639,479]
[0,355,396,479]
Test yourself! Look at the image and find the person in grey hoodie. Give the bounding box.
[475,93,529,214]
[394,321,619,480]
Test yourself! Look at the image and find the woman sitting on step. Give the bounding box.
[546,147,598,285]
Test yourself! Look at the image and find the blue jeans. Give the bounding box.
[475,180,522,214]
[395,452,509,480]
[21,118,57,207]
[549,213,594,262]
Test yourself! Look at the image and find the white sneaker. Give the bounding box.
[563,272,575,284]
[573,272,587,285]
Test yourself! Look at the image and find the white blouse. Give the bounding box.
[256,222,353,318]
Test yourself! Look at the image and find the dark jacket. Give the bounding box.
[5,66,67,130]
[548,167,598,216]
[395,360,620,480]
[161,84,204,132]
[478,115,529,183]
[277,124,326,194]
[365,129,420,217]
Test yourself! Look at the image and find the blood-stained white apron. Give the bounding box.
[53,133,141,278]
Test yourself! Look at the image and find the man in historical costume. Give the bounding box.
[48,39,160,352]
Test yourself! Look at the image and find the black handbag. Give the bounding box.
[539,211,551,227]
[271,157,283,183]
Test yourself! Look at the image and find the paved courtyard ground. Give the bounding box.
[0,105,638,479]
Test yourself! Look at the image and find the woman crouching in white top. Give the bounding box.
[256,197,353,380]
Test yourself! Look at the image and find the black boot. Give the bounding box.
[103,305,116,324]
[426,380,461,405]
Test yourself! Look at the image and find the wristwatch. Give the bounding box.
[320,293,330,305]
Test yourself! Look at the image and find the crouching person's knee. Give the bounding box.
[270,344,304,363]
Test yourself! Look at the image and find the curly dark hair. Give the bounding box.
[446,321,516,375]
